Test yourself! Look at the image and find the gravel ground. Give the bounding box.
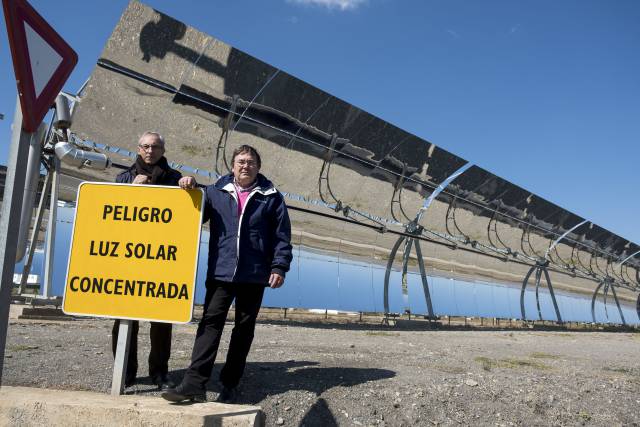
[3,315,640,426]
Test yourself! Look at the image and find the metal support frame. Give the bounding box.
[383,222,435,321]
[18,170,52,294]
[590,278,627,325]
[520,260,563,323]
[100,56,639,301]
[42,155,60,299]
[382,163,472,324]
[519,220,588,323]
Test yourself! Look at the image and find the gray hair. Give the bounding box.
[138,131,165,147]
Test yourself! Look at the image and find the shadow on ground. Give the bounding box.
[146,361,394,425]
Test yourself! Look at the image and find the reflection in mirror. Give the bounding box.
[44,1,639,325]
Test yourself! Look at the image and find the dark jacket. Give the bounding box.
[203,173,292,285]
[116,163,182,186]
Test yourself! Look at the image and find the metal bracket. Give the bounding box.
[445,197,473,245]
[589,250,609,279]
[486,202,513,256]
[591,278,626,325]
[520,259,563,323]
[215,94,239,176]
[318,133,343,209]
[619,250,640,286]
[571,243,596,278]
[520,223,545,260]
[390,163,411,223]
[383,222,435,322]
[605,257,625,283]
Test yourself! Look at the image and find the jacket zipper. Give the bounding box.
[231,187,260,281]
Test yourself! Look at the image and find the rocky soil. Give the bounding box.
[3,314,640,426]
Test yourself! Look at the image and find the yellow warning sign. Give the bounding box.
[62,182,203,323]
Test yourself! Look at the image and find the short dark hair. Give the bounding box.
[231,145,261,168]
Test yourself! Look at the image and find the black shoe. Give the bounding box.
[152,374,176,391]
[161,383,206,403]
[125,376,136,388]
[217,386,238,403]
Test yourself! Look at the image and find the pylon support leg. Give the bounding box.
[591,281,606,324]
[534,267,543,320]
[400,239,414,314]
[520,265,536,320]
[608,285,626,326]
[383,236,405,316]
[542,266,563,323]
[414,240,435,319]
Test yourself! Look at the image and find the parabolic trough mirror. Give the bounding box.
[42,1,639,324]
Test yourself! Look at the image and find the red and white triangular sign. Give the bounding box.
[2,0,78,132]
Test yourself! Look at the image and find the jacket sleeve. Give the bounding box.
[270,193,293,276]
[115,170,132,184]
[202,186,213,225]
[168,169,183,186]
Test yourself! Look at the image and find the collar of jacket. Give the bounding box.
[216,173,278,196]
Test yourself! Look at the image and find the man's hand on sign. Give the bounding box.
[133,174,150,184]
[179,176,196,189]
[268,272,284,289]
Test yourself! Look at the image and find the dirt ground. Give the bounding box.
[3,313,640,427]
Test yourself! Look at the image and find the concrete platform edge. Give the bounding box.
[0,386,264,427]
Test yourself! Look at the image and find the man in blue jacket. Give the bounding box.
[112,131,195,390]
[163,144,292,403]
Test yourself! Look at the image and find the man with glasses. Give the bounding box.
[163,144,292,404]
[111,131,195,390]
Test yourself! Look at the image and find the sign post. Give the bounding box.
[0,101,33,384]
[0,0,77,385]
[111,320,132,395]
[62,183,203,394]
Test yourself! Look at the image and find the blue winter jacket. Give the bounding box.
[203,173,293,285]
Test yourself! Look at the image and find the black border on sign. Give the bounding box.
[2,0,78,132]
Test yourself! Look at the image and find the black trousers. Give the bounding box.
[182,279,265,389]
[112,319,172,382]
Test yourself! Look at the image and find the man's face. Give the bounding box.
[137,135,165,165]
[232,151,259,185]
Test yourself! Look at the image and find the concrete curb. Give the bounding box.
[0,386,263,426]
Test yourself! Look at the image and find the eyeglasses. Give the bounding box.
[235,160,257,167]
[138,144,163,151]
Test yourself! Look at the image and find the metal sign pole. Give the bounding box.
[111,319,132,395]
[0,98,34,384]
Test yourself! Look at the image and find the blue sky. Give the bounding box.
[2,0,639,244]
